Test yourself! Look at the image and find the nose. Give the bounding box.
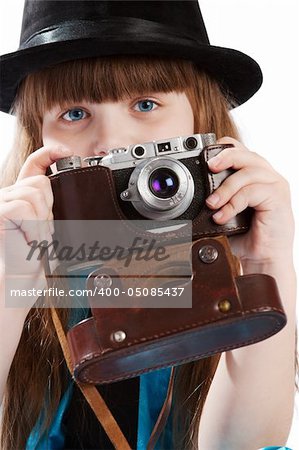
[93,148,109,157]
[90,104,135,156]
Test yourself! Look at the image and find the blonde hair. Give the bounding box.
[1,56,239,449]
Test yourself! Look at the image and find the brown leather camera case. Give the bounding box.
[49,145,286,384]
[65,236,285,384]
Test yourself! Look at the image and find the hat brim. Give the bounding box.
[0,31,262,114]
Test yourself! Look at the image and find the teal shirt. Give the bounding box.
[25,364,293,450]
[26,366,173,450]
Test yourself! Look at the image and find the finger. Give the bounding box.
[14,175,54,212]
[17,146,73,180]
[207,146,272,172]
[0,200,52,243]
[211,183,276,224]
[1,178,55,238]
[1,185,51,220]
[206,167,278,210]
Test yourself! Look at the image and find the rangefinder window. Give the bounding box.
[157,142,171,154]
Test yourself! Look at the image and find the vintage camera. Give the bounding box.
[51,137,284,388]
[56,133,217,221]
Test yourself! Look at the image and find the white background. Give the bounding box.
[0,1,298,448]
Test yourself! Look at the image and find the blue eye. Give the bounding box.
[134,100,158,113]
[62,108,87,121]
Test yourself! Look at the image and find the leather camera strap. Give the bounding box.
[51,306,175,450]
[50,306,132,450]
[42,251,174,450]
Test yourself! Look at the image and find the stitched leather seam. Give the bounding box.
[93,305,284,347]
[192,144,231,229]
[206,144,232,193]
[74,310,283,365]
[206,145,220,192]
[77,315,283,383]
[53,168,182,241]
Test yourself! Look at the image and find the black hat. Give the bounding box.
[0,0,263,114]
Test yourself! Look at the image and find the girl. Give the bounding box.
[0,1,297,449]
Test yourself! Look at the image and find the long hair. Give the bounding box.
[1,56,240,449]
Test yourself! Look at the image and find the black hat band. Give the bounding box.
[20,18,200,50]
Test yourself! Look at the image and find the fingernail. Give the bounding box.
[213,210,223,221]
[208,155,222,168]
[206,193,220,207]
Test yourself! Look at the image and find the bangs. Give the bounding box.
[17,56,197,116]
[12,56,236,158]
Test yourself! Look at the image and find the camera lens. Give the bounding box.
[149,168,179,199]
[127,157,194,219]
[184,137,198,150]
[132,145,146,158]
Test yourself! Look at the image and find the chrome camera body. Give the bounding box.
[55,133,216,221]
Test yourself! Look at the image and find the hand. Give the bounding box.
[205,137,294,266]
[0,146,73,312]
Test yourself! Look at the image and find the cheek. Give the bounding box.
[42,122,86,150]
[177,108,194,134]
[163,94,195,136]
[160,107,194,137]
[139,99,194,142]
[42,122,62,147]
[180,97,195,133]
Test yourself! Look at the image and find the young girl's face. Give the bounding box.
[42,91,194,162]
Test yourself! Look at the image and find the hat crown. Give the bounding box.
[0,0,263,114]
[20,0,210,46]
